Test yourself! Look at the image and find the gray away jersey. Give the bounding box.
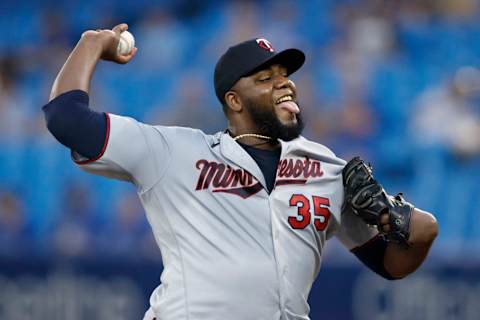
[72,114,378,320]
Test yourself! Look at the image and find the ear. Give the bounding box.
[224,91,242,112]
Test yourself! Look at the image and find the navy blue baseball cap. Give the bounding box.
[214,38,305,104]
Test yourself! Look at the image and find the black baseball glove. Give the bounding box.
[342,157,414,248]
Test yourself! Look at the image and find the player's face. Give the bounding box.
[235,64,304,141]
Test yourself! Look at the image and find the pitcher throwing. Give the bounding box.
[43,23,438,320]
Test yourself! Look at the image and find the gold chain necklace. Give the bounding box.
[232,133,273,141]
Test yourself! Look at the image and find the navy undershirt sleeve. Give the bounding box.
[352,235,398,280]
[42,90,107,159]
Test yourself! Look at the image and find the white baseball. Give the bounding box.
[117,30,135,56]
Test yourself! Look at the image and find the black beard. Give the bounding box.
[244,99,305,142]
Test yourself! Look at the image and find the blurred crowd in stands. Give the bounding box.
[1,0,480,262]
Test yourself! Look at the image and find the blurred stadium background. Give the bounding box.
[1,0,479,319]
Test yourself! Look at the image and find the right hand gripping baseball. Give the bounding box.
[81,23,137,64]
[342,157,414,247]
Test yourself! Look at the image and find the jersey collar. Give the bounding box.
[219,132,267,190]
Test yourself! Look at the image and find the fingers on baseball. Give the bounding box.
[117,47,137,64]
[112,23,128,35]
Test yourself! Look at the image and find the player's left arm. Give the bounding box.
[343,157,438,279]
[382,208,438,278]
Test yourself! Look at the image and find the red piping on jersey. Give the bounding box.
[350,233,382,253]
[75,112,111,165]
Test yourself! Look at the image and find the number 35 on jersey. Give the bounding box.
[288,194,331,231]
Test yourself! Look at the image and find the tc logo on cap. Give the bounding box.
[256,38,274,52]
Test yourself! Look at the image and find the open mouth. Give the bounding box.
[275,94,300,114]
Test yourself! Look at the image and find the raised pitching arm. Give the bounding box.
[44,24,137,158]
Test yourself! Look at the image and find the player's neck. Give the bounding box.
[227,128,280,150]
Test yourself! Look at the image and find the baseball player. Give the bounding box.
[43,24,438,320]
